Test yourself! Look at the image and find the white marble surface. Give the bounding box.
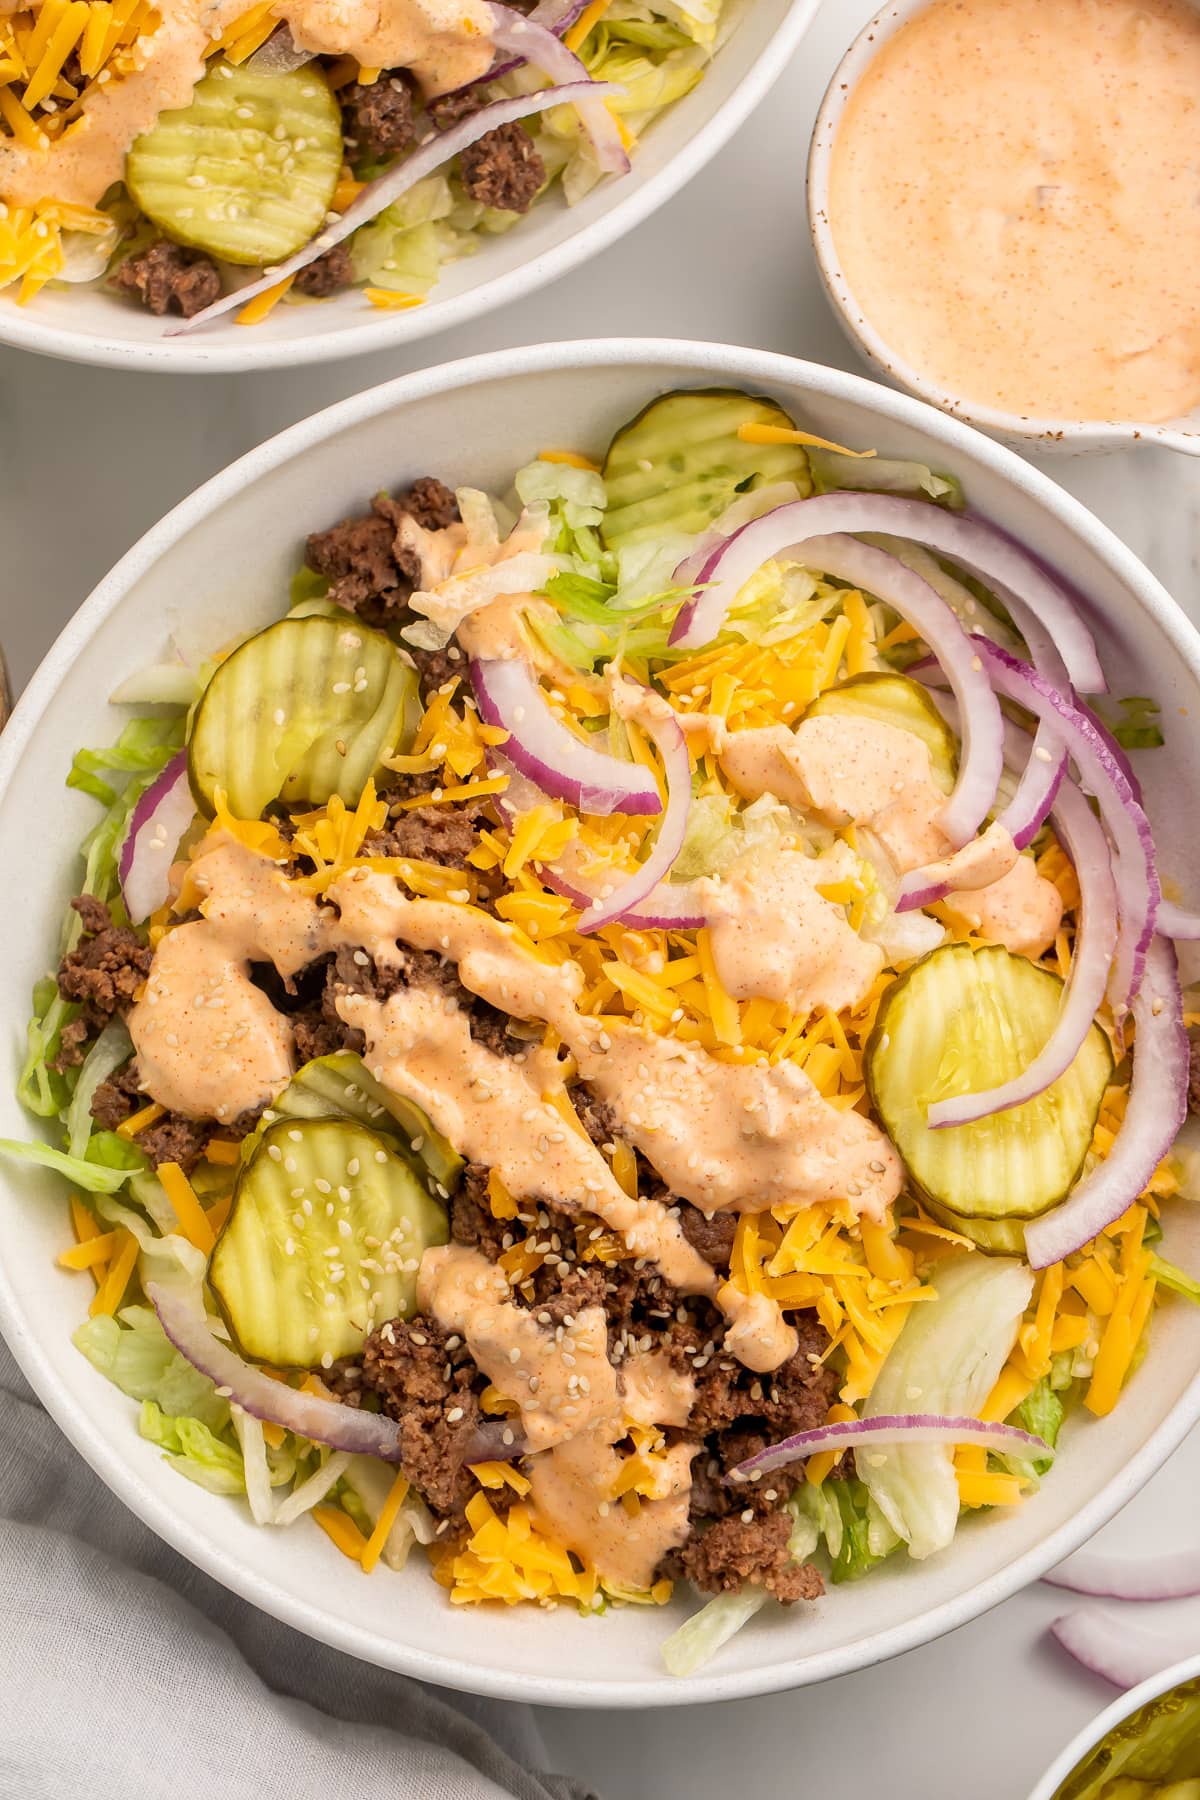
[1,0,1198,1792]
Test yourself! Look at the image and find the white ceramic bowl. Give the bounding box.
[0,0,818,374]
[1028,1654,1200,1800]
[806,0,1200,457]
[3,338,1200,1708]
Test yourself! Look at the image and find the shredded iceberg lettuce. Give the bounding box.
[139,1400,247,1496]
[860,1252,1033,1560]
[74,1305,229,1430]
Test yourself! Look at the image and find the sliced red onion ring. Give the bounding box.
[487,4,629,175]
[670,493,1105,695]
[975,639,1159,1013]
[739,534,1004,846]
[575,693,691,933]
[472,657,661,815]
[727,1412,1051,1481]
[147,1280,404,1460]
[441,0,592,94]
[1025,935,1188,1269]
[1046,1545,1200,1602]
[1158,899,1200,941]
[490,749,707,925]
[244,26,313,73]
[927,774,1118,1128]
[895,821,1018,913]
[167,80,620,336]
[1051,1609,1197,1690]
[118,752,195,925]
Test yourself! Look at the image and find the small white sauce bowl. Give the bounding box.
[1027,1653,1200,1799]
[807,0,1200,457]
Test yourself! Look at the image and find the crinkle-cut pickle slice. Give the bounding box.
[187,613,419,818]
[804,672,959,796]
[126,59,342,267]
[209,1117,448,1367]
[599,388,813,551]
[865,942,1112,1225]
[262,1051,464,1200]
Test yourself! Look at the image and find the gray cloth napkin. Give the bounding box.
[0,1340,595,1800]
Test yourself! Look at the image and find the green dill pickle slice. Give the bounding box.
[126,60,342,267]
[188,614,419,818]
[804,673,959,795]
[865,943,1112,1224]
[209,1117,448,1367]
[262,1051,464,1200]
[600,388,813,552]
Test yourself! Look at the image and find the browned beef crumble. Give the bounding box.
[113,241,221,318]
[293,243,354,298]
[52,897,152,1068]
[678,1201,737,1270]
[574,1091,618,1151]
[355,1316,487,1516]
[304,477,459,625]
[342,71,418,157]
[1189,1037,1200,1114]
[458,122,544,213]
[675,1512,824,1604]
[426,86,488,130]
[89,1058,145,1130]
[362,805,479,869]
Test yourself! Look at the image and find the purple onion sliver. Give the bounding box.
[119,751,194,925]
[1051,1610,1196,1691]
[1024,935,1188,1269]
[487,4,629,175]
[167,79,621,336]
[1157,899,1200,941]
[669,491,1104,695]
[471,656,661,815]
[1045,1545,1200,1603]
[575,694,691,933]
[927,775,1118,1128]
[973,637,1159,1014]
[727,1412,1051,1482]
[148,1281,405,1460]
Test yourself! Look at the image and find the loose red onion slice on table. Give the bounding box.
[1051,1610,1199,1690]
[472,657,662,815]
[1024,934,1189,1270]
[574,693,692,933]
[487,4,630,175]
[167,79,621,336]
[670,492,1105,695]
[927,773,1118,1128]
[974,638,1159,1013]
[728,1412,1052,1481]
[147,1281,405,1460]
[1046,1545,1200,1602]
[118,752,195,925]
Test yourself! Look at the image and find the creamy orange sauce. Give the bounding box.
[1,0,493,210]
[421,1243,697,1589]
[717,714,1061,958]
[528,1432,695,1593]
[699,839,884,1016]
[828,0,1200,423]
[942,851,1064,958]
[128,835,330,1121]
[572,1020,901,1226]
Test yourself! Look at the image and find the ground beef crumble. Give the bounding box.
[113,241,221,319]
[675,1512,824,1604]
[52,897,152,1069]
[342,71,418,158]
[458,122,545,213]
[293,243,354,298]
[1189,1037,1200,1114]
[304,477,459,625]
